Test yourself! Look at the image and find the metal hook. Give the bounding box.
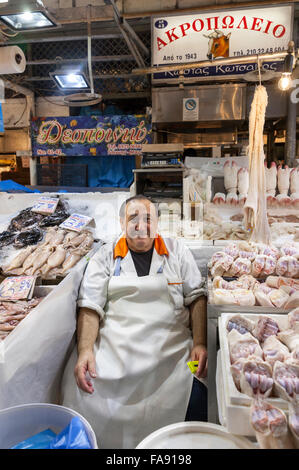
[257,55,262,86]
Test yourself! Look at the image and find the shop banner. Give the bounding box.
[152,4,293,81]
[31,115,152,157]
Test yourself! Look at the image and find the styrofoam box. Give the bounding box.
[217,312,290,436]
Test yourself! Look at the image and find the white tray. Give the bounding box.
[217,312,290,436]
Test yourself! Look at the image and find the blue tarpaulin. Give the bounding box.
[0,180,41,193]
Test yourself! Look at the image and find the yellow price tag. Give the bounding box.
[187,360,199,374]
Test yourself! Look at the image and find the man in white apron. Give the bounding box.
[61,195,207,449]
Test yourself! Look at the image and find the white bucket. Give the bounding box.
[0,403,98,449]
[136,422,256,449]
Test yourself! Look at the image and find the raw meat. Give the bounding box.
[284,292,299,310]
[210,254,234,277]
[290,167,299,194]
[213,288,255,306]
[273,361,299,402]
[276,256,299,278]
[276,193,292,208]
[253,316,280,343]
[4,246,33,271]
[228,329,263,364]
[237,167,249,204]
[262,336,290,368]
[13,227,43,248]
[223,244,239,259]
[224,160,239,193]
[43,245,67,274]
[268,289,290,309]
[288,308,299,329]
[254,289,274,307]
[277,165,291,195]
[288,402,299,449]
[278,329,299,351]
[252,255,276,277]
[212,193,226,205]
[227,257,252,276]
[244,85,271,245]
[31,245,54,275]
[226,315,255,335]
[226,192,239,206]
[266,276,299,290]
[250,398,294,449]
[280,244,299,260]
[240,357,273,398]
[264,162,277,197]
[290,193,299,210]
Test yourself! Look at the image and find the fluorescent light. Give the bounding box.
[278,73,292,91]
[0,10,57,30]
[51,72,90,90]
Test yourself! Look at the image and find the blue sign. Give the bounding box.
[31,115,152,157]
[0,104,4,133]
[155,19,168,29]
[153,61,284,81]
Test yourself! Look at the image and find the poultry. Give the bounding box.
[266,276,299,290]
[276,256,299,278]
[278,329,299,352]
[213,288,256,306]
[277,165,291,196]
[262,335,290,368]
[273,361,299,449]
[228,329,263,364]
[237,167,249,206]
[226,192,239,207]
[224,160,239,194]
[253,316,280,343]
[250,397,295,449]
[264,162,277,197]
[226,314,255,335]
[240,356,273,398]
[288,308,299,329]
[212,192,226,205]
[290,167,299,194]
[244,85,271,245]
[226,257,252,277]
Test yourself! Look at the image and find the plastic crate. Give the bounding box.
[36,164,88,187]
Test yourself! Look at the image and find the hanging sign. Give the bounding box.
[152,4,293,82]
[31,115,152,157]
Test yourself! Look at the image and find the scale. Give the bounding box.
[141,144,184,168]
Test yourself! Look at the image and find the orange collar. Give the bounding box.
[114,234,169,259]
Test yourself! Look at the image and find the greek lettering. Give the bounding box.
[105,128,113,143]
[192,18,204,32]
[95,129,105,143]
[251,17,263,32]
[180,22,190,37]
[157,37,167,51]
[165,28,180,43]
[263,19,273,35]
[206,16,219,31]
[222,15,234,29]
[236,16,248,30]
[273,24,285,38]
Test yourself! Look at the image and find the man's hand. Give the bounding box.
[190,345,208,378]
[74,349,97,394]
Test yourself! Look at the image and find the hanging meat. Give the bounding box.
[244,85,271,245]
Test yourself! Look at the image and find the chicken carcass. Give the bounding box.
[278,329,299,352]
[262,335,290,368]
[212,192,226,205]
[224,160,239,194]
[253,316,280,343]
[277,165,291,196]
[237,167,249,206]
[264,162,277,197]
[228,329,263,364]
[290,167,299,194]
[276,256,299,279]
[226,314,255,335]
[244,85,271,245]
[240,357,273,398]
[250,397,295,449]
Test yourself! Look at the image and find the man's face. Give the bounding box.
[121,199,158,252]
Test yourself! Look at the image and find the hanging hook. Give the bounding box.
[257,55,262,86]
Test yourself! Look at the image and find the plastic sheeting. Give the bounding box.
[0,253,92,410]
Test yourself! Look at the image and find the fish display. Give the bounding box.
[2,227,94,279]
[0,199,70,250]
[0,297,44,341]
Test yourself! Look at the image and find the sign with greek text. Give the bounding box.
[59,214,94,232]
[31,197,59,215]
[31,115,152,157]
[152,4,292,81]
[0,276,36,301]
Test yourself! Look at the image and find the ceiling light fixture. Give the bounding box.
[50,69,90,90]
[0,1,58,31]
[278,41,295,91]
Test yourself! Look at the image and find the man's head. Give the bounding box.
[119,195,159,252]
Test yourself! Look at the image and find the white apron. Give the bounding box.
[61,256,194,449]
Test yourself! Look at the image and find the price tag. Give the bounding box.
[59,213,94,232]
[0,276,37,301]
[31,197,59,215]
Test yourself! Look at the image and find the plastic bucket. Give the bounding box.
[136,422,256,449]
[0,403,98,449]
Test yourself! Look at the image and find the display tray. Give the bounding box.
[217,312,291,436]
